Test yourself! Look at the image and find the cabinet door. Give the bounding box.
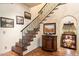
[42,38,47,49]
[42,35,57,51]
[42,37,53,50]
[53,37,57,50]
[46,39,53,49]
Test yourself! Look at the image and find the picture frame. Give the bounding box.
[43,23,56,34]
[24,11,31,19]
[61,34,76,50]
[0,17,14,28]
[16,16,24,25]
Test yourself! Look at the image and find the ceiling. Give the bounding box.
[25,3,41,8]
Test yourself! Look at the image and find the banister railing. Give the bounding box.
[21,3,60,34]
[21,3,47,32]
[21,15,40,32]
[38,3,47,14]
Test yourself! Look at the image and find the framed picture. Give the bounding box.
[43,23,56,34]
[0,17,14,28]
[24,11,31,19]
[16,16,24,25]
[61,34,76,50]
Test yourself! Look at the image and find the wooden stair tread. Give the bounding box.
[12,26,41,54]
[16,42,28,50]
[16,42,23,48]
[12,46,23,55]
[12,46,27,55]
[19,39,31,46]
[19,39,33,44]
[12,27,38,56]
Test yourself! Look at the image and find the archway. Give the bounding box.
[59,15,77,50]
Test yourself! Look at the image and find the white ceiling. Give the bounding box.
[24,3,41,8]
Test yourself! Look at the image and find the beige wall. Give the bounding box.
[30,3,46,20]
[0,3,30,54]
[0,3,46,54]
[53,4,79,52]
[40,3,79,54]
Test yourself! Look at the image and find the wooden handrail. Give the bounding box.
[38,3,47,13]
[38,4,59,25]
[21,15,40,32]
[21,3,47,32]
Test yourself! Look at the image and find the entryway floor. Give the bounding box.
[0,47,78,56]
[25,47,78,56]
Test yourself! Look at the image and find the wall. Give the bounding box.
[39,16,57,47]
[30,3,57,48]
[30,3,46,20]
[53,4,79,53]
[0,3,31,54]
[40,3,79,54]
[0,3,47,54]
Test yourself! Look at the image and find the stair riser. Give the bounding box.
[16,42,30,48]
[12,46,23,55]
[19,39,33,43]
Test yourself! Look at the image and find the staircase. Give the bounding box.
[12,3,65,56]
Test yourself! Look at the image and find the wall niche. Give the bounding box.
[60,15,77,50]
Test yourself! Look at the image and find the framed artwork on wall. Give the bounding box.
[16,16,24,25]
[24,11,31,19]
[0,17,14,28]
[61,34,76,50]
[43,23,56,35]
